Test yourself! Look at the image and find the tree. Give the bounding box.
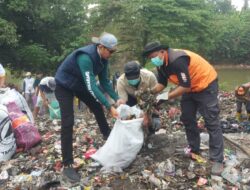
[89,0,215,65]
[0,0,92,72]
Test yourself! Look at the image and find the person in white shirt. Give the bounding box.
[0,63,6,88]
[22,72,35,110]
[33,77,57,119]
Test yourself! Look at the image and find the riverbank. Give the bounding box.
[214,64,250,69]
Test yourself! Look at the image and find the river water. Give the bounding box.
[216,68,250,91]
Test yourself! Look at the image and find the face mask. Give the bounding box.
[128,78,140,86]
[151,56,164,67]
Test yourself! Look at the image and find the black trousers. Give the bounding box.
[55,84,111,165]
[180,80,224,162]
[236,100,250,113]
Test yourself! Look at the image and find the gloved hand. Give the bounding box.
[151,117,161,131]
[146,88,153,93]
[156,91,169,101]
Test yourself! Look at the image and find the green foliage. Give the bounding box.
[211,10,250,63]
[89,0,216,65]
[17,44,51,72]
[0,0,92,72]
[219,81,230,91]
[0,18,18,46]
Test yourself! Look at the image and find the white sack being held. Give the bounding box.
[91,105,144,171]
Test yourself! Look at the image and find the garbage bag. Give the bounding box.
[0,104,16,161]
[48,100,61,119]
[91,105,144,170]
[0,88,34,123]
[6,102,41,151]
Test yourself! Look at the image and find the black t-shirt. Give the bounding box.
[158,56,191,88]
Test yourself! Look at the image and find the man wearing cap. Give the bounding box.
[0,63,6,87]
[55,32,123,182]
[33,77,57,119]
[142,41,223,175]
[117,61,161,132]
[22,72,35,110]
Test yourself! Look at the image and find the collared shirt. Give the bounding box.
[117,69,157,102]
[23,77,35,93]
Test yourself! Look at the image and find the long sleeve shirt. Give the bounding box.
[76,54,119,109]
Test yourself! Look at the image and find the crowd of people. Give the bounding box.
[1,32,249,183]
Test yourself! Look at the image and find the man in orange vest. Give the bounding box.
[143,41,224,175]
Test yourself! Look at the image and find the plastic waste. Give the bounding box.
[241,168,250,184]
[200,132,209,143]
[197,177,208,186]
[165,159,175,175]
[0,170,8,180]
[149,174,162,188]
[48,100,61,119]
[157,159,175,177]
[191,153,207,163]
[225,154,239,167]
[6,101,41,150]
[84,147,97,159]
[221,166,240,185]
[188,161,195,172]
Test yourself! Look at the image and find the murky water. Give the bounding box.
[216,68,250,91]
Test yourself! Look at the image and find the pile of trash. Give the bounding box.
[0,91,250,189]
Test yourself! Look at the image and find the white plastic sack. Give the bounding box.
[0,88,34,123]
[0,105,16,162]
[91,105,144,170]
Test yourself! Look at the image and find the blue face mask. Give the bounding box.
[128,78,140,86]
[151,56,164,67]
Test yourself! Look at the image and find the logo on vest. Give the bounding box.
[181,72,187,83]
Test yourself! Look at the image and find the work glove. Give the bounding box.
[156,91,169,101]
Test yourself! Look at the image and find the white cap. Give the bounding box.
[25,72,31,76]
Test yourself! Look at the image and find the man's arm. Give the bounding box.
[168,57,191,99]
[98,63,119,101]
[116,78,128,102]
[77,54,112,109]
[148,72,158,89]
[40,90,48,107]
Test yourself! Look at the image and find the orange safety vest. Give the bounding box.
[165,49,217,92]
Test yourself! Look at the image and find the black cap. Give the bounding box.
[124,61,141,80]
[142,41,168,57]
